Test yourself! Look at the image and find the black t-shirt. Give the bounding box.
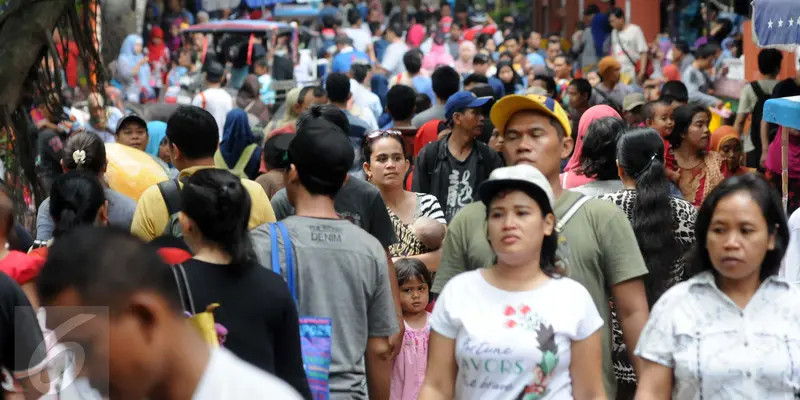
[177,259,311,399]
[0,272,46,388]
[269,178,397,249]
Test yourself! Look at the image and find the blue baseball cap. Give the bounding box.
[445,91,493,122]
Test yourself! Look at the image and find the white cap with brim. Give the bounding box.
[478,164,556,213]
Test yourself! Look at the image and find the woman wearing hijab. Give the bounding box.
[710,125,753,178]
[237,75,271,125]
[454,41,476,76]
[214,109,262,180]
[496,61,524,96]
[561,105,623,189]
[117,34,155,103]
[422,31,455,73]
[146,121,178,179]
[145,121,170,165]
[147,27,169,90]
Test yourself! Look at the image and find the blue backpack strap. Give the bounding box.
[269,223,281,276]
[276,222,296,302]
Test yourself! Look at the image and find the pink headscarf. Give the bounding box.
[407,24,425,48]
[454,41,476,75]
[422,41,455,72]
[560,105,623,189]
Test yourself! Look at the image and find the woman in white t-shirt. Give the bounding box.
[419,165,607,400]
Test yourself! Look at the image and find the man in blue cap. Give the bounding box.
[413,91,505,221]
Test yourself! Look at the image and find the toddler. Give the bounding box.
[391,258,432,400]
[254,58,276,107]
[643,99,683,197]
[411,217,445,251]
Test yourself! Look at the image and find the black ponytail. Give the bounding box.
[617,128,681,306]
[181,169,253,265]
[49,170,106,238]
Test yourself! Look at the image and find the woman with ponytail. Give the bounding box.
[602,128,697,304]
[176,168,311,399]
[597,128,697,398]
[29,170,109,267]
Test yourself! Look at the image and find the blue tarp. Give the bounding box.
[753,0,800,48]
[763,96,800,131]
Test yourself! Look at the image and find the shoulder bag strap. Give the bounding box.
[169,265,187,312]
[158,179,182,215]
[269,223,282,276]
[232,144,258,173]
[176,264,196,314]
[750,81,766,99]
[614,31,637,67]
[555,195,592,233]
[170,264,196,314]
[276,222,296,302]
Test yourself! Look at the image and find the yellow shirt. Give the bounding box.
[131,165,276,241]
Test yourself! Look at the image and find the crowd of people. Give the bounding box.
[4,0,800,399]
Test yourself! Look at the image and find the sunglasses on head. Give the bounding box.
[366,129,403,143]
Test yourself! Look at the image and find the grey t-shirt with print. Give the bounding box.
[250,216,399,400]
[269,178,396,249]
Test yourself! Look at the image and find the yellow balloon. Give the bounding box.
[105,143,169,201]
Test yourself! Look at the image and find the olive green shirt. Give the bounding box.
[432,190,648,399]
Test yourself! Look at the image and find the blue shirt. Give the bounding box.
[373,39,389,64]
[411,75,436,104]
[331,49,370,74]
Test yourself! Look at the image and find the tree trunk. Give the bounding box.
[100,0,138,65]
[0,0,72,113]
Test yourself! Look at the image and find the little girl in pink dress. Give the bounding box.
[391,258,432,400]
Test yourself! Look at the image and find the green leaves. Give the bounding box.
[540,351,558,376]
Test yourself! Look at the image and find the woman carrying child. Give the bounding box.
[362,129,447,271]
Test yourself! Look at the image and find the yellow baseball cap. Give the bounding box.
[490,94,573,137]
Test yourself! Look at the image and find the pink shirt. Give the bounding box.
[390,313,430,400]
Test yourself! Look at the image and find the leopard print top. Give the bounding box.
[596,189,697,395]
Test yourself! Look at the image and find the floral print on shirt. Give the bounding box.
[503,305,560,400]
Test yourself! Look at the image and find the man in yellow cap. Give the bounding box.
[432,94,650,400]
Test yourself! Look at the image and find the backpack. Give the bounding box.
[213,144,258,179]
[157,177,188,238]
[268,222,332,399]
[750,81,778,154]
